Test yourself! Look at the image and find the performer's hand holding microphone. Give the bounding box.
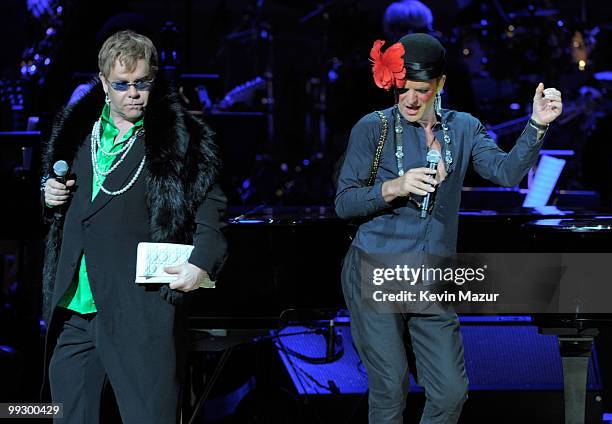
[44,160,76,208]
[381,161,439,206]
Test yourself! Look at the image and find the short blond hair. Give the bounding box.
[98,30,158,78]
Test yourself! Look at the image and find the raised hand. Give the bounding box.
[531,82,563,125]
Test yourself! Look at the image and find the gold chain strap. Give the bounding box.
[367,111,388,186]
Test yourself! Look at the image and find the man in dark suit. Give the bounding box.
[41,30,227,423]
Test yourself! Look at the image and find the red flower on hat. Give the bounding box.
[370,40,406,90]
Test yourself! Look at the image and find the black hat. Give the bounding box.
[398,33,446,81]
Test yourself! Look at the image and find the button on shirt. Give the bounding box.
[58,104,144,313]
[335,107,545,256]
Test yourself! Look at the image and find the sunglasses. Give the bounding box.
[109,79,154,91]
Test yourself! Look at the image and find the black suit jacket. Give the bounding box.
[52,133,227,320]
[46,132,226,400]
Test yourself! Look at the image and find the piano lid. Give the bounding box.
[226,205,607,226]
[525,217,612,232]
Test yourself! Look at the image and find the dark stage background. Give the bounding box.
[1,0,611,423]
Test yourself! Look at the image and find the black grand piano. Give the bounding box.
[188,206,611,327]
[186,206,612,424]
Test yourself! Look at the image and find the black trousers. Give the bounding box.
[48,309,181,424]
[342,247,469,424]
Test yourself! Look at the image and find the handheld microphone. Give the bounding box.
[52,160,69,219]
[53,160,69,184]
[420,150,440,219]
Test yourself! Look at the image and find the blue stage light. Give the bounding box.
[0,345,16,354]
[328,69,338,82]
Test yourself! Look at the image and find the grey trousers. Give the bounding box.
[341,247,469,424]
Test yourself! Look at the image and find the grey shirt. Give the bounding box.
[335,107,545,256]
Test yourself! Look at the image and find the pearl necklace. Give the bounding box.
[94,119,136,157]
[90,118,146,196]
